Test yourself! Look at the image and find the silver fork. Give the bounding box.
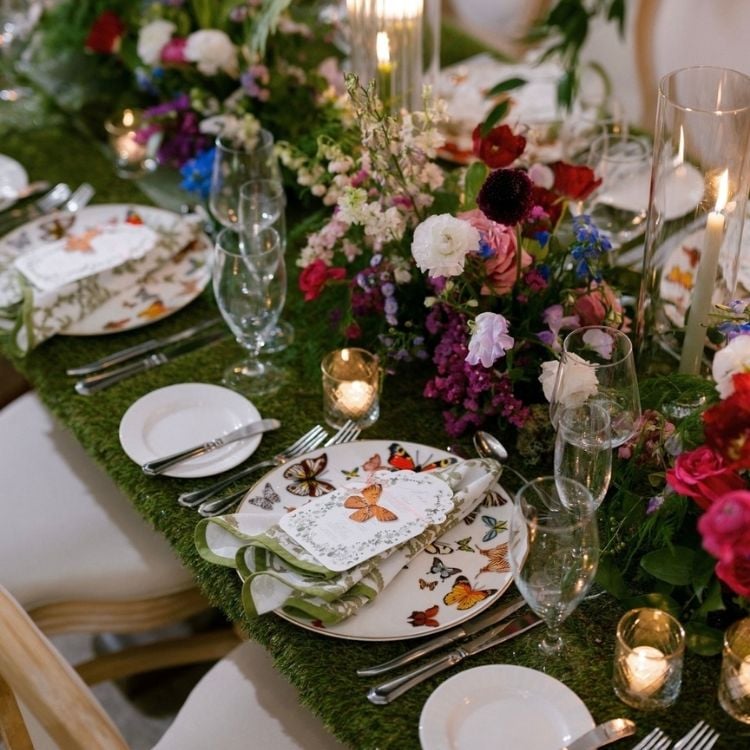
[632,728,671,750]
[673,721,720,750]
[196,420,361,517]
[178,425,328,509]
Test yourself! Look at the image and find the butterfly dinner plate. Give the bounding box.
[0,203,210,335]
[237,440,514,641]
[119,383,263,479]
[0,154,28,211]
[419,665,594,750]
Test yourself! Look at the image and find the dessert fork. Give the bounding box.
[632,728,670,750]
[673,721,719,750]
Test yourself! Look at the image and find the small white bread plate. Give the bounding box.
[119,383,262,478]
[419,664,594,750]
[0,154,28,211]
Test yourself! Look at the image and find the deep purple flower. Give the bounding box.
[477,168,534,226]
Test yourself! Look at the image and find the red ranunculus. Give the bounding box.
[298,259,346,302]
[703,373,750,469]
[84,11,125,55]
[550,161,601,201]
[698,490,750,598]
[471,124,526,168]
[666,446,746,510]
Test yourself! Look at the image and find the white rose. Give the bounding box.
[137,20,175,66]
[539,352,598,406]
[712,334,750,398]
[411,214,480,278]
[185,30,238,77]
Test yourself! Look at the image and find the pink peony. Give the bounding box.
[666,446,746,511]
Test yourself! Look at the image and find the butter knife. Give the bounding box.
[66,318,222,376]
[367,610,542,704]
[561,718,636,750]
[141,418,281,476]
[74,330,227,395]
[357,596,526,676]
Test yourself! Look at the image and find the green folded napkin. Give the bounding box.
[195,458,501,626]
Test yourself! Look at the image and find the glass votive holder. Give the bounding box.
[613,607,685,710]
[718,617,750,723]
[321,348,380,429]
[104,108,159,179]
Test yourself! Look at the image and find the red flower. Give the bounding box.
[471,124,526,168]
[298,259,346,302]
[698,490,750,598]
[550,162,601,201]
[477,168,534,226]
[160,37,187,65]
[84,11,125,55]
[703,373,750,469]
[666,446,746,510]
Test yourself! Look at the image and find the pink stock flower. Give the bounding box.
[160,37,187,64]
[465,312,514,368]
[299,259,346,301]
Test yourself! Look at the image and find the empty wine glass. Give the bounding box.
[554,402,613,508]
[550,325,641,448]
[509,476,599,656]
[209,129,281,230]
[212,226,288,396]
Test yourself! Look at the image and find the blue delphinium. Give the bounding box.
[569,214,613,280]
[179,147,216,199]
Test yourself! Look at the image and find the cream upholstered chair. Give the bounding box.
[0,392,238,683]
[635,0,750,129]
[0,584,347,750]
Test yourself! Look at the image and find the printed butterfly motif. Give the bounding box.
[665,265,693,290]
[344,483,398,523]
[283,454,336,497]
[341,466,360,479]
[418,578,438,591]
[682,245,701,267]
[137,300,169,320]
[362,453,385,472]
[464,488,508,525]
[429,557,462,580]
[6,231,30,251]
[481,515,508,542]
[387,443,458,473]
[479,542,510,575]
[247,482,280,511]
[456,537,474,553]
[64,228,101,252]
[424,540,454,555]
[39,214,75,241]
[443,576,497,611]
[125,209,144,225]
[103,318,130,331]
[407,605,440,628]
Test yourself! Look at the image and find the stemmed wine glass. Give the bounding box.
[212,226,288,396]
[509,476,599,656]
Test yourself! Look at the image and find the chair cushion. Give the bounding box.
[0,392,194,609]
[155,640,348,750]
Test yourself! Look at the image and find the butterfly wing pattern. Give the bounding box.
[247,482,280,511]
[343,484,398,523]
[283,454,336,497]
[443,576,497,610]
[429,557,462,580]
[387,443,458,473]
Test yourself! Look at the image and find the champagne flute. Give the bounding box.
[549,325,641,448]
[509,476,599,656]
[212,226,288,396]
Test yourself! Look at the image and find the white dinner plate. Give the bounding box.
[119,383,263,478]
[0,203,211,335]
[0,154,28,211]
[419,665,594,750]
[237,440,514,641]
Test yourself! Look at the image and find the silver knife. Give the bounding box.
[561,718,636,750]
[357,596,527,676]
[141,418,281,476]
[74,330,227,396]
[0,180,50,203]
[66,318,223,376]
[367,610,542,704]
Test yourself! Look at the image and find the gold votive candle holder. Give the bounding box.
[104,108,159,179]
[719,617,750,724]
[321,348,380,429]
[613,607,685,710]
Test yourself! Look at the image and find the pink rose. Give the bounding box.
[698,490,750,598]
[572,281,626,329]
[666,446,746,511]
[298,259,346,302]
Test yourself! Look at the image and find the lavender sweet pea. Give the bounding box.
[466,312,514,368]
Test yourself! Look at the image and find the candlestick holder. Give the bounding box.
[321,348,381,429]
[104,109,159,180]
[613,607,685,710]
[635,67,750,377]
[719,617,750,724]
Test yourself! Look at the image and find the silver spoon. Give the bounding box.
[473,431,529,486]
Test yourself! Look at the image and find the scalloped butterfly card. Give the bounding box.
[278,470,455,571]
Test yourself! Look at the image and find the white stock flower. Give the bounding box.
[539,352,598,406]
[712,334,750,398]
[137,20,175,65]
[411,214,479,278]
[337,187,369,224]
[185,30,238,76]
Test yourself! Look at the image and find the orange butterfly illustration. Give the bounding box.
[407,605,440,628]
[64,228,101,252]
[443,576,497,611]
[479,542,510,575]
[137,300,169,320]
[665,265,693,290]
[419,578,438,591]
[388,443,458,473]
[682,245,701,268]
[343,483,398,523]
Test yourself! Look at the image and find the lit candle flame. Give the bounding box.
[376,31,390,66]
[715,169,729,212]
[122,109,135,128]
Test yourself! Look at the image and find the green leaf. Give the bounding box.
[479,101,510,137]
[621,593,681,617]
[462,162,488,210]
[485,77,528,97]
[685,621,724,656]
[691,548,718,597]
[640,546,695,586]
[696,578,726,617]
[595,555,629,598]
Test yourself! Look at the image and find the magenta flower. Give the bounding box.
[466,312,514,368]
